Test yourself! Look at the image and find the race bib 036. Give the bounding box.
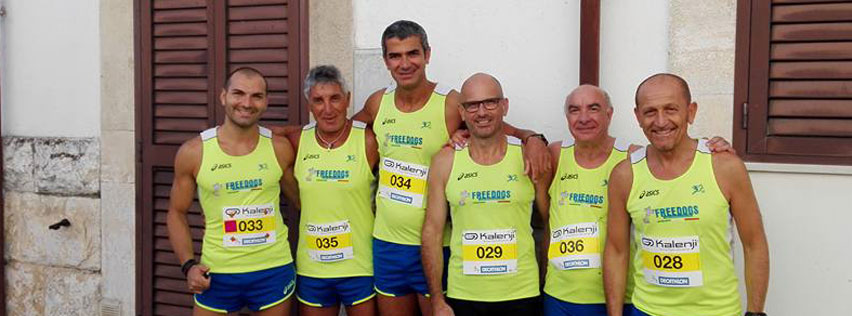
[378,157,428,208]
[461,228,518,275]
[548,222,601,270]
[222,204,277,247]
[305,220,354,263]
[640,235,703,287]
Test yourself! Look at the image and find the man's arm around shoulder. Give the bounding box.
[422,147,456,316]
[603,160,633,316]
[713,152,769,314]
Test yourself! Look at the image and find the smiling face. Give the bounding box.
[383,36,431,90]
[459,73,508,139]
[565,85,613,144]
[220,72,268,129]
[634,77,697,152]
[308,82,349,134]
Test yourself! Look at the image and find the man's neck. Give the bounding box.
[468,131,507,166]
[217,121,260,156]
[394,79,436,111]
[647,137,698,180]
[574,135,615,169]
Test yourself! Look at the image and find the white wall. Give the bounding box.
[1,0,101,137]
[599,1,669,146]
[353,0,580,141]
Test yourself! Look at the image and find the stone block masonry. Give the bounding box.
[3,136,102,315]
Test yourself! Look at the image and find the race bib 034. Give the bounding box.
[378,157,428,208]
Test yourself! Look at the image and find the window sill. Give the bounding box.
[745,162,852,176]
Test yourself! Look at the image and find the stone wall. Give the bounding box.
[3,137,102,315]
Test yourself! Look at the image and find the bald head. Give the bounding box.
[566,84,611,110]
[461,72,504,98]
[635,73,691,107]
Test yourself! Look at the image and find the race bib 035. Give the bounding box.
[305,220,354,263]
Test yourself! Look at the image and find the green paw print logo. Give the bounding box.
[421,121,432,129]
[507,174,519,182]
[691,184,705,195]
[346,154,356,162]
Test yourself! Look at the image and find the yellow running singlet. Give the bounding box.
[445,136,539,302]
[196,126,293,273]
[627,139,740,316]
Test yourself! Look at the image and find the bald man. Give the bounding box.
[603,74,769,316]
[422,73,550,316]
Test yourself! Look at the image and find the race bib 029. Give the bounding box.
[548,222,601,270]
[305,220,354,263]
[461,229,518,275]
[378,157,428,208]
[222,204,277,247]
[640,235,703,287]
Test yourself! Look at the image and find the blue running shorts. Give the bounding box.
[372,238,449,297]
[543,294,634,316]
[296,275,375,307]
[194,264,296,313]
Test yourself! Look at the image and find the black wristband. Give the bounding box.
[745,312,767,316]
[181,258,198,276]
[523,133,548,145]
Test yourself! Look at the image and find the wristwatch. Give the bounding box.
[522,133,548,145]
[744,312,767,316]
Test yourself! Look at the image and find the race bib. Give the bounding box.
[222,204,277,247]
[378,157,428,208]
[548,222,601,270]
[305,220,353,262]
[640,235,702,287]
[461,229,518,275]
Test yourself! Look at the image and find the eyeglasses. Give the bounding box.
[460,97,503,112]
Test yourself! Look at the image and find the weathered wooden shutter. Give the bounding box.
[136,1,306,315]
[735,0,852,165]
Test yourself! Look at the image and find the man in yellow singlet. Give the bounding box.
[349,20,551,316]
[167,68,298,316]
[423,73,550,316]
[604,73,769,316]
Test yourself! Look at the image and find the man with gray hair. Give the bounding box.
[283,65,380,316]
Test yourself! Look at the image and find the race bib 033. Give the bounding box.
[222,204,277,247]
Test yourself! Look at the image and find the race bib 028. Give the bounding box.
[222,204,277,247]
[305,220,354,263]
[640,235,703,287]
[377,157,428,208]
[461,229,518,275]
[548,222,601,270]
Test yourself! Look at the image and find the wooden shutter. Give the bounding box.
[136,1,307,315]
[734,0,852,165]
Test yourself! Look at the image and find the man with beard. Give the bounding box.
[167,68,298,316]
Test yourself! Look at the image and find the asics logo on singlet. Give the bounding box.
[560,173,578,181]
[381,118,396,125]
[303,154,320,161]
[210,163,232,171]
[639,189,660,199]
[225,179,263,192]
[653,205,700,220]
[457,172,478,181]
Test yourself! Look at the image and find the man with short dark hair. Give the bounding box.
[167,67,298,316]
[351,20,551,316]
[604,73,769,316]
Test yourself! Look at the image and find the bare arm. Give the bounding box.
[422,147,455,316]
[273,134,299,209]
[714,153,769,313]
[364,128,380,169]
[166,137,210,293]
[603,160,633,316]
[534,143,560,283]
[504,123,551,183]
[352,89,384,126]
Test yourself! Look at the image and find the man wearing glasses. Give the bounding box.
[422,73,550,316]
